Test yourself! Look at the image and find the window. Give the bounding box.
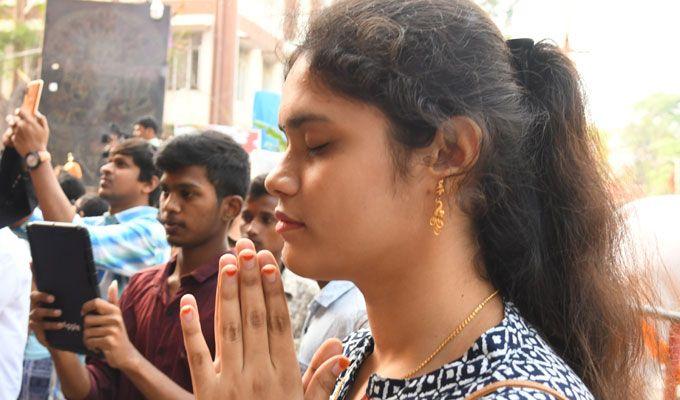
[168,32,202,90]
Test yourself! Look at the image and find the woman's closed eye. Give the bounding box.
[307,142,330,156]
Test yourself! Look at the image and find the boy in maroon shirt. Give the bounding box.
[29,131,250,399]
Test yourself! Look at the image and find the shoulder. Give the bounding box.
[0,228,30,274]
[128,263,165,286]
[121,263,166,302]
[474,386,565,400]
[467,304,594,399]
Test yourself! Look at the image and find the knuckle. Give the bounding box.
[241,272,260,287]
[220,321,241,342]
[250,379,267,396]
[187,349,206,369]
[220,284,238,301]
[317,372,337,394]
[247,309,266,329]
[268,314,289,335]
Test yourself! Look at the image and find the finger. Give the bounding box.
[83,314,118,328]
[261,264,297,370]
[302,338,344,390]
[215,252,237,367]
[30,291,55,306]
[83,326,113,340]
[30,320,64,331]
[238,248,270,368]
[216,263,243,372]
[35,112,48,128]
[84,337,111,352]
[235,238,256,255]
[303,355,350,400]
[16,108,34,122]
[30,307,62,321]
[179,295,213,392]
[257,250,278,270]
[107,280,119,306]
[1,128,12,146]
[15,119,26,133]
[82,298,116,315]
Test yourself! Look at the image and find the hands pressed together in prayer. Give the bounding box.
[178,239,350,399]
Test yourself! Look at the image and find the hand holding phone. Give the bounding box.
[21,79,44,116]
[7,80,49,157]
[28,222,100,354]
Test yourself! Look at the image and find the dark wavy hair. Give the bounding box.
[155,131,250,200]
[289,0,649,398]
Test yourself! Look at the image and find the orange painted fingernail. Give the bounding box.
[332,357,350,376]
[180,305,194,322]
[224,264,238,277]
[262,265,277,283]
[241,251,256,269]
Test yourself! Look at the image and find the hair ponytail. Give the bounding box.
[292,1,649,398]
[479,40,648,398]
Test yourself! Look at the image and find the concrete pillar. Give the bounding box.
[210,0,238,125]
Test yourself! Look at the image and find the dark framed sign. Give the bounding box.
[40,0,170,184]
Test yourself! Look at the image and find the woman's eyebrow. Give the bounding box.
[279,113,331,132]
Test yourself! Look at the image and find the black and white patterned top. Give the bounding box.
[331,303,594,399]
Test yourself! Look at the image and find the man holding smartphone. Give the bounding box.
[29,131,250,399]
[6,111,170,282]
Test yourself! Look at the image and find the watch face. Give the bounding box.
[26,152,39,168]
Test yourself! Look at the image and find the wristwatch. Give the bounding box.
[25,150,51,170]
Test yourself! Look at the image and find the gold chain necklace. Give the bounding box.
[403,290,499,379]
[330,290,500,400]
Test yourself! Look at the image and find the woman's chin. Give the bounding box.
[282,247,331,280]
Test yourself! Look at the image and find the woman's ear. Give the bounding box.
[220,195,244,223]
[426,116,482,177]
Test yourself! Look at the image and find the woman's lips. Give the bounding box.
[275,210,305,234]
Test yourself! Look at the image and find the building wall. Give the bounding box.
[163,0,324,130]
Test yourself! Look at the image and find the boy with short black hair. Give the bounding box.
[30,131,250,400]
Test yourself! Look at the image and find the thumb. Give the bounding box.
[107,280,119,305]
[35,111,47,128]
[302,338,343,390]
[304,355,350,400]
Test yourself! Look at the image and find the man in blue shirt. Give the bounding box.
[8,112,170,279]
[297,280,368,374]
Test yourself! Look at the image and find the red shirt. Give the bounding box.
[82,254,220,400]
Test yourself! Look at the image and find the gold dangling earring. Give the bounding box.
[429,179,446,236]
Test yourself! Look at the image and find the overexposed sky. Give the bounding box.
[499,0,680,132]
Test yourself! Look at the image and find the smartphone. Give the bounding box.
[27,221,100,354]
[20,79,44,116]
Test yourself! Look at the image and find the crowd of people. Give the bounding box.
[0,115,366,399]
[0,0,670,399]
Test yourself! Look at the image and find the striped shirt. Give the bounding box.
[76,206,170,277]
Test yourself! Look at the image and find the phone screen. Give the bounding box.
[20,79,44,116]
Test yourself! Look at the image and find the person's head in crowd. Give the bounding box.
[155,131,249,249]
[99,138,160,212]
[262,0,649,398]
[75,194,109,217]
[133,116,159,141]
[240,174,283,261]
[58,171,85,204]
